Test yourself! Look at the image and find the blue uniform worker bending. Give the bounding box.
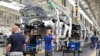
[44,29,53,56]
[90,35,98,49]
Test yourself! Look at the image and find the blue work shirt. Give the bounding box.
[29,35,36,47]
[44,35,52,50]
[8,33,25,52]
[91,36,95,43]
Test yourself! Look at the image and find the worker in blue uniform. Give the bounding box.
[6,26,26,56]
[44,28,53,56]
[25,30,36,56]
[29,30,36,56]
[90,35,96,49]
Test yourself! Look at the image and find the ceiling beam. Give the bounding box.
[84,0,96,20]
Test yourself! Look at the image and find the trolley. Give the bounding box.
[96,41,100,56]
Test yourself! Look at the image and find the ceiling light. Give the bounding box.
[68,0,93,25]
[0,1,22,11]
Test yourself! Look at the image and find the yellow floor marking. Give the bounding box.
[25,49,45,56]
[38,49,45,54]
[91,49,96,56]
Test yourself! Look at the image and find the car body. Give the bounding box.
[0,33,5,43]
[0,35,4,43]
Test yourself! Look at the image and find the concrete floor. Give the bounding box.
[0,45,96,56]
[37,45,96,56]
[0,47,5,56]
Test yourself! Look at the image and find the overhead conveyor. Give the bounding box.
[67,0,93,25]
[49,0,72,38]
[83,0,100,31]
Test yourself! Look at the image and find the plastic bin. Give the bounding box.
[96,41,100,56]
[26,46,36,54]
[68,41,80,51]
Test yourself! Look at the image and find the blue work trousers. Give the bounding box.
[90,42,95,49]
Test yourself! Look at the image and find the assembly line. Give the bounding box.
[0,0,100,56]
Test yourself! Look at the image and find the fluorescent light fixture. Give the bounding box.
[80,9,93,25]
[0,1,22,11]
[68,0,75,7]
[68,0,93,25]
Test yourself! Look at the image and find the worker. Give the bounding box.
[29,30,36,56]
[6,25,26,56]
[90,35,96,49]
[44,28,53,56]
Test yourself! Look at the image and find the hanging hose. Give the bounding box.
[52,1,72,38]
[48,0,61,51]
